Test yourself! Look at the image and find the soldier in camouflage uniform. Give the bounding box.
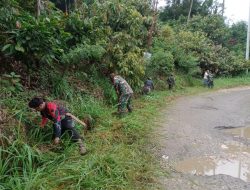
[167,74,175,90]
[110,73,133,115]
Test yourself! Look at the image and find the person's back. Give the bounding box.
[143,78,154,94]
[110,73,133,115]
[114,75,133,95]
[28,97,87,155]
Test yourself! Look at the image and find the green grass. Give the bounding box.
[1,75,250,190]
[173,75,250,95]
[0,90,164,190]
[213,75,250,88]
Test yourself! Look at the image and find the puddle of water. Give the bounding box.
[174,141,250,182]
[174,157,250,182]
[174,127,250,181]
[227,127,250,139]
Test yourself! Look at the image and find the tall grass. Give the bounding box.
[0,87,162,190]
[1,74,250,189]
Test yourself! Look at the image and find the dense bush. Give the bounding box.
[149,50,174,77]
[1,0,154,89]
[149,22,250,77]
[2,13,70,70]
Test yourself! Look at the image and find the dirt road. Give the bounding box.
[155,87,250,190]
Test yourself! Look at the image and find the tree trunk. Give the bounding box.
[37,0,41,18]
[74,0,77,9]
[147,0,158,49]
[65,0,68,15]
[187,0,193,23]
[222,0,225,16]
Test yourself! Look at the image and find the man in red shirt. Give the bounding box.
[28,97,87,155]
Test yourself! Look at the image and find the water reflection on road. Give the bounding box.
[174,127,250,182]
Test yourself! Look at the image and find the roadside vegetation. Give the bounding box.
[1,0,250,189]
[2,73,250,189]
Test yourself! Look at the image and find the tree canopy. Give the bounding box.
[0,0,249,91]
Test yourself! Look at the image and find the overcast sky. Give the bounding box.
[224,0,248,23]
[158,0,249,23]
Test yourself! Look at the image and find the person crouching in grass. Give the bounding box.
[28,97,87,155]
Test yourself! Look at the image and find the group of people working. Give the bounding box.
[142,74,175,95]
[28,73,175,155]
[27,72,192,155]
[28,73,136,155]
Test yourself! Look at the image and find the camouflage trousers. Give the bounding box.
[118,93,133,113]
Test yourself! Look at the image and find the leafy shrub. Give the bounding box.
[62,44,106,66]
[187,15,229,45]
[117,50,145,89]
[149,49,174,77]
[174,50,198,73]
[1,72,23,97]
[1,10,70,70]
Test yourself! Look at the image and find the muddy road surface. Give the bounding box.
[155,87,250,190]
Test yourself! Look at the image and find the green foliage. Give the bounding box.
[117,50,145,89]
[218,53,250,76]
[175,51,199,73]
[0,85,165,190]
[1,72,23,96]
[64,8,91,46]
[1,0,248,87]
[0,0,19,31]
[2,13,70,68]
[225,21,247,54]
[153,22,249,77]
[151,27,204,76]
[101,80,117,105]
[0,0,153,89]
[50,73,74,100]
[176,30,211,53]
[0,140,42,175]
[159,0,223,21]
[62,44,106,66]
[160,25,175,42]
[91,1,149,87]
[149,50,174,77]
[187,15,229,45]
[173,30,208,73]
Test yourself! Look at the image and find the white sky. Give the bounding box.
[158,0,249,23]
[223,0,248,23]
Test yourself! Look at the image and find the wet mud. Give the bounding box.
[154,87,250,190]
